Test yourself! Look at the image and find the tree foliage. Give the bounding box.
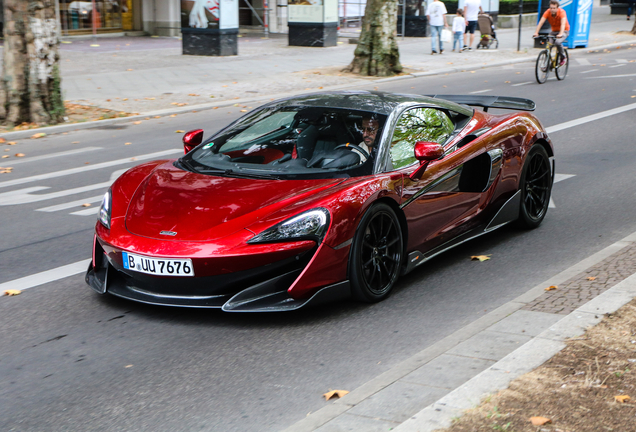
[1,0,64,126]
[344,0,403,77]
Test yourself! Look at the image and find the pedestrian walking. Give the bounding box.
[427,0,449,54]
[462,0,483,50]
[628,0,635,20]
[452,8,466,51]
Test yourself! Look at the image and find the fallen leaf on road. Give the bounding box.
[240,110,247,112]
[177,103,188,106]
[125,142,131,145]
[545,285,558,291]
[82,203,92,207]
[471,255,491,262]
[125,365,133,368]
[2,155,8,158]
[127,68,134,71]
[145,97,155,100]
[122,98,128,101]
[586,277,597,281]
[213,107,219,109]
[323,390,349,400]
[170,114,177,117]
[31,133,46,139]
[505,81,511,83]
[615,395,631,403]
[7,141,17,145]
[15,153,25,157]
[154,116,161,118]
[175,130,185,133]
[4,289,21,296]
[130,157,137,161]
[0,138,5,143]
[188,93,200,96]
[529,416,551,426]
[133,121,142,125]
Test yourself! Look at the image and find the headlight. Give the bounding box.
[248,208,330,244]
[98,189,112,229]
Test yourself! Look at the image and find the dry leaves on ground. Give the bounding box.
[323,390,349,400]
[471,255,491,262]
[4,289,21,296]
[545,285,558,291]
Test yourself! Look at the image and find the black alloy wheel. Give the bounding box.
[517,145,552,229]
[556,49,569,80]
[535,50,550,84]
[350,203,403,302]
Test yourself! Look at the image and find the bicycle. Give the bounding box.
[534,35,569,84]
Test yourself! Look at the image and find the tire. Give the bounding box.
[556,49,569,80]
[350,203,403,302]
[517,145,553,229]
[535,50,549,84]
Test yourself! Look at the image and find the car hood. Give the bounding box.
[125,162,342,241]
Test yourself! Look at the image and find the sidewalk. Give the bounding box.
[43,3,636,116]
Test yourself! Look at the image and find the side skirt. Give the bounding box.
[403,190,520,275]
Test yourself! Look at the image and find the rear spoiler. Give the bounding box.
[426,95,536,112]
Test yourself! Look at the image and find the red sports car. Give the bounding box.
[86,91,554,311]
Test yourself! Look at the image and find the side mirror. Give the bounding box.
[410,141,444,180]
[183,129,204,154]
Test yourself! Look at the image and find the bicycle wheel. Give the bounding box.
[535,50,549,84]
[556,49,569,80]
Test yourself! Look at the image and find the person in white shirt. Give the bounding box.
[452,8,466,51]
[462,0,483,50]
[426,0,449,54]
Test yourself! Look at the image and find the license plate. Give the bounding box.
[121,252,194,277]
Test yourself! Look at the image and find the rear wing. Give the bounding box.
[426,95,536,112]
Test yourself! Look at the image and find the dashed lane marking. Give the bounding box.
[580,69,598,74]
[36,195,103,212]
[1,147,103,166]
[0,259,91,294]
[549,174,576,208]
[575,58,591,65]
[470,89,492,94]
[0,149,181,189]
[545,102,636,134]
[585,73,636,79]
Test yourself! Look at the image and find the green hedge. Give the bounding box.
[498,1,539,14]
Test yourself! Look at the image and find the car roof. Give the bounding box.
[267,91,474,116]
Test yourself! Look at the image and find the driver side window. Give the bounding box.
[390,108,454,169]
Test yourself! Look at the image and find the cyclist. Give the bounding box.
[533,0,570,66]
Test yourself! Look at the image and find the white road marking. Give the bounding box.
[470,89,492,94]
[546,102,636,134]
[70,207,100,216]
[610,64,626,68]
[511,82,532,87]
[580,69,598,74]
[0,259,90,294]
[616,59,629,64]
[585,73,636,79]
[36,195,103,212]
[549,174,576,208]
[0,149,180,189]
[0,170,126,206]
[575,58,591,65]
[2,147,102,166]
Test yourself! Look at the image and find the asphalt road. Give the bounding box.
[1,47,636,431]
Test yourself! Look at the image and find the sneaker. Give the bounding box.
[467,47,473,51]
[431,50,437,54]
[440,49,444,54]
[559,58,567,67]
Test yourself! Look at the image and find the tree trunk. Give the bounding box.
[343,0,403,77]
[632,19,636,34]
[1,0,64,126]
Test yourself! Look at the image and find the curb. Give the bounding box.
[2,39,635,141]
[281,229,636,432]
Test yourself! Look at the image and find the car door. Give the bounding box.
[391,107,488,254]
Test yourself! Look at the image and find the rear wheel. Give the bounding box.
[556,49,569,80]
[535,50,549,84]
[350,203,403,302]
[517,145,552,229]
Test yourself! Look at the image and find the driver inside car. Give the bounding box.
[341,116,380,164]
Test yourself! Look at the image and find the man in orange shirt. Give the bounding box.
[533,0,570,66]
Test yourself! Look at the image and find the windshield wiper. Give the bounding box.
[196,167,279,180]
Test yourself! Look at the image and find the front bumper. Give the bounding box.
[86,238,350,312]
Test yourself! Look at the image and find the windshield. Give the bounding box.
[181,106,387,179]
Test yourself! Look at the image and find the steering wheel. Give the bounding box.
[334,144,370,162]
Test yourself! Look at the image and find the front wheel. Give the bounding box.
[535,50,549,84]
[517,145,553,229]
[349,203,403,302]
[556,49,569,80]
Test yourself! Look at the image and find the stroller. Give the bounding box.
[477,14,499,49]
